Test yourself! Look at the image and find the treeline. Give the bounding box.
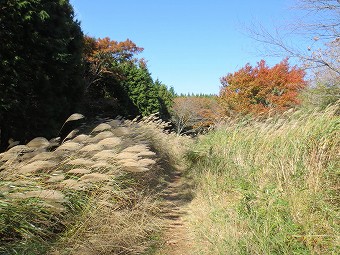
[171,59,308,134]
[82,36,174,118]
[0,0,174,151]
[0,0,84,151]
[177,93,216,97]
[1,1,338,150]
[171,57,339,135]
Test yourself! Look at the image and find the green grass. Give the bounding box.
[0,185,92,255]
[0,198,70,255]
[186,105,339,254]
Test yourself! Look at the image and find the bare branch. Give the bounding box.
[246,0,340,77]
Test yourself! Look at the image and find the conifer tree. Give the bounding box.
[0,0,84,150]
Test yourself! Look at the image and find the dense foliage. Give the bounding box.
[219,59,306,116]
[0,7,175,151]
[0,0,84,150]
[83,36,174,118]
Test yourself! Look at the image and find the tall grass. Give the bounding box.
[132,113,192,166]
[0,116,172,255]
[186,105,339,254]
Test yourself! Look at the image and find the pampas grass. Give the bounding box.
[91,123,112,133]
[186,105,340,255]
[67,158,95,167]
[67,168,91,175]
[26,137,50,148]
[64,113,85,123]
[72,134,89,143]
[89,131,114,143]
[92,150,117,161]
[97,137,122,147]
[0,113,176,254]
[55,141,82,152]
[18,160,57,174]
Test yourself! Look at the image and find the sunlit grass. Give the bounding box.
[0,116,177,255]
[186,104,339,254]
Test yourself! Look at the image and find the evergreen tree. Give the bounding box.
[0,0,84,150]
[154,79,175,119]
[120,62,160,116]
[83,36,175,119]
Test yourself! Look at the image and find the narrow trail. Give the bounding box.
[156,166,194,255]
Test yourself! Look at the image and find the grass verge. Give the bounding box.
[186,105,339,254]
[0,117,176,255]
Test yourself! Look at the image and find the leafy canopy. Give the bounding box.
[0,0,84,150]
[219,59,306,115]
[171,96,223,134]
[83,36,174,118]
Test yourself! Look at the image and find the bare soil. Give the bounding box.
[156,168,194,255]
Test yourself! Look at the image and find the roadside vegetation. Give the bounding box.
[185,105,339,254]
[0,0,339,254]
[0,113,193,255]
[0,116,173,254]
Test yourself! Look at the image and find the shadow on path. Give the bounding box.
[156,165,195,255]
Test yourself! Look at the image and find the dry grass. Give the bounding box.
[131,114,192,167]
[91,123,112,133]
[67,168,91,175]
[89,131,114,143]
[72,134,89,143]
[26,137,50,149]
[18,160,57,174]
[55,141,82,152]
[79,143,104,153]
[98,137,122,147]
[67,158,95,167]
[186,105,340,254]
[0,114,177,255]
[50,192,162,255]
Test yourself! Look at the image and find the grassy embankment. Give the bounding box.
[186,105,339,254]
[1,105,338,255]
[0,115,189,255]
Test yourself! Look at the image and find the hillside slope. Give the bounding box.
[0,115,191,255]
[186,106,339,254]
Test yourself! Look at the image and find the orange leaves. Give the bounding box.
[219,59,306,115]
[94,37,143,61]
[83,36,143,88]
[84,36,143,61]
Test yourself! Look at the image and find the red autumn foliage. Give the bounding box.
[84,36,143,62]
[219,59,306,115]
[83,36,144,88]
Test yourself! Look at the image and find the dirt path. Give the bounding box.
[156,167,194,255]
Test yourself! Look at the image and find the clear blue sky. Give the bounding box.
[70,0,298,95]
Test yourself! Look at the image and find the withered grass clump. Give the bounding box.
[0,115,173,255]
[50,191,162,255]
[186,105,340,255]
[132,113,193,166]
